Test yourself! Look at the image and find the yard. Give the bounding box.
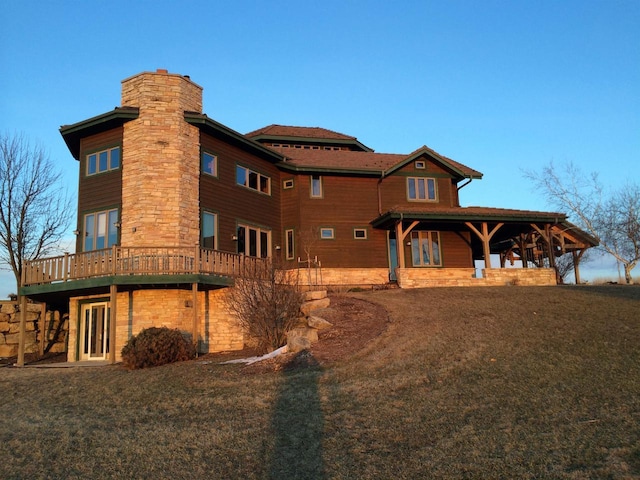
[1,286,639,479]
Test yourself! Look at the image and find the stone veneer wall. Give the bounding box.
[120,70,202,247]
[0,301,67,358]
[297,268,390,288]
[396,267,557,288]
[67,288,243,362]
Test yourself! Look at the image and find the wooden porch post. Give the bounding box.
[394,220,419,269]
[109,284,117,364]
[465,222,504,269]
[192,282,199,354]
[39,303,47,357]
[573,249,585,284]
[16,295,28,367]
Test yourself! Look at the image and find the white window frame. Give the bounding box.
[285,229,295,260]
[202,151,218,177]
[237,223,272,258]
[320,227,335,240]
[283,179,294,189]
[353,228,368,240]
[310,175,323,198]
[410,231,442,267]
[83,208,119,251]
[415,160,426,169]
[407,177,437,201]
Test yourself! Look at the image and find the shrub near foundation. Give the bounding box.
[121,327,196,369]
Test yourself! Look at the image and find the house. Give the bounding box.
[18,69,596,364]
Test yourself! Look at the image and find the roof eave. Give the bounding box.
[371,211,566,228]
[277,161,382,176]
[59,107,139,160]
[185,113,285,163]
[250,134,374,152]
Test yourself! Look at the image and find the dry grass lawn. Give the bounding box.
[1,285,639,479]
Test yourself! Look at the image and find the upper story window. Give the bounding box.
[202,151,217,177]
[415,160,426,169]
[320,227,335,239]
[310,175,323,198]
[83,209,118,251]
[354,228,368,240]
[407,177,437,201]
[87,146,120,176]
[236,165,271,195]
[283,179,294,189]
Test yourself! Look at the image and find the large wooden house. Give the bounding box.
[19,70,596,363]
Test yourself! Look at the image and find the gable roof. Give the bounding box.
[246,124,373,152]
[273,145,482,180]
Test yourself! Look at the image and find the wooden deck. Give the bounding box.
[22,246,260,287]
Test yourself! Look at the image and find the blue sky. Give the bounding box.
[1,0,638,294]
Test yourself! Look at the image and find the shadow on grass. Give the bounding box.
[269,351,325,480]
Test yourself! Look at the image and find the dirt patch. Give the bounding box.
[206,295,390,373]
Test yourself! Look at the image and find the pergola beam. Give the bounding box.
[465,221,504,269]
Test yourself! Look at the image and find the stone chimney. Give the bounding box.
[119,70,203,248]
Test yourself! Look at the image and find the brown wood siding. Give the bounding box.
[199,133,282,254]
[77,128,123,251]
[280,174,301,265]
[291,174,389,268]
[398,227,473,268]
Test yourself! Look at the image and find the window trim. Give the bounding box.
[320,227,335,240]
[82,208,119,251]
[86,145,120,176]
[285,228,295,260]
[201,211,218,250]
[310,175,323,198]
[237,223,272,258]
[410,231,442,267]
[415,160,426,169]
[236,164,271,195]
[353,228,368,240]
[283,178,294,189]
[407,177,438,202]
[202,151,218,177]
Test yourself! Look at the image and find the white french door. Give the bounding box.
[80,302,110,360]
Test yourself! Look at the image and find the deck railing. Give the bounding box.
[22,245,261,286]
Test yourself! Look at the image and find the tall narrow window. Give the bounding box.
[202,212,216,249]
[310,175,323,198]
[285,229,295,260]
[410,231,442,266]
[83,209,118,251]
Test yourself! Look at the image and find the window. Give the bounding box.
[202,151,217,177]
[354,228,368,240]
[407,177,437,201]
[285,229,295,260]
[202,212,217,249]
[283,179,294,189]
[236,165,270,194]
[237,224,271,258]
[320,228,335,239]
[415,160,426,169]
[410,231,442,267]
[310,175,323,198]
[87,146,120,175]
[83,209,118,251]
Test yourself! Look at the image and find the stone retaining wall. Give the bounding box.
[0,301,67,358]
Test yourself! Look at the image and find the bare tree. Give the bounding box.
[0,133,73,291]
[526,162,640,284]
[227,258,304,353]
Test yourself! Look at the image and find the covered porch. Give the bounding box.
[373,206,598,288]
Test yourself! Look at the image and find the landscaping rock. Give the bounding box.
[300,297,331,315]
[307,315,332,330]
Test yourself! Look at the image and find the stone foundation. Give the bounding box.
[0,301,67,358]
[396,267,557,288]
[298,268,390,289]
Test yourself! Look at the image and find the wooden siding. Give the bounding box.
[77,128,124,252]
[291,174,389,268]
[199,133,282,254]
